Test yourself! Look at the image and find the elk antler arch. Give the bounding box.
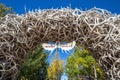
[0,8,120,80]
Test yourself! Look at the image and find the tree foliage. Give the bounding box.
[47,58,64,80]
[0,3,13,17]
[18,46,48,80]
[65,47,105,80]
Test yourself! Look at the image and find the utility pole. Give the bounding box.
[53,41,61,80]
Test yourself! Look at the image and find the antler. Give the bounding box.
[0,8,120,80]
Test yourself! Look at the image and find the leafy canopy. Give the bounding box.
[65,47,105,80]
[47,58,64,80]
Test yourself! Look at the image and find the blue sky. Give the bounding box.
[0,0,120,14]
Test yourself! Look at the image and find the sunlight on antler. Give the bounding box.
[0,8,120,80]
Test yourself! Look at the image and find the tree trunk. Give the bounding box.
[94,63,97,80]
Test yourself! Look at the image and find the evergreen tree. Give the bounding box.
[18,46,48,80]
[0,3,13,17]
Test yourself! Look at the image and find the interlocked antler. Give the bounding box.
[0,8,120,80]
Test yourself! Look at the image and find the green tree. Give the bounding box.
[0,3,13,17]
[18,46,48,80]
[65,47,105,80]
